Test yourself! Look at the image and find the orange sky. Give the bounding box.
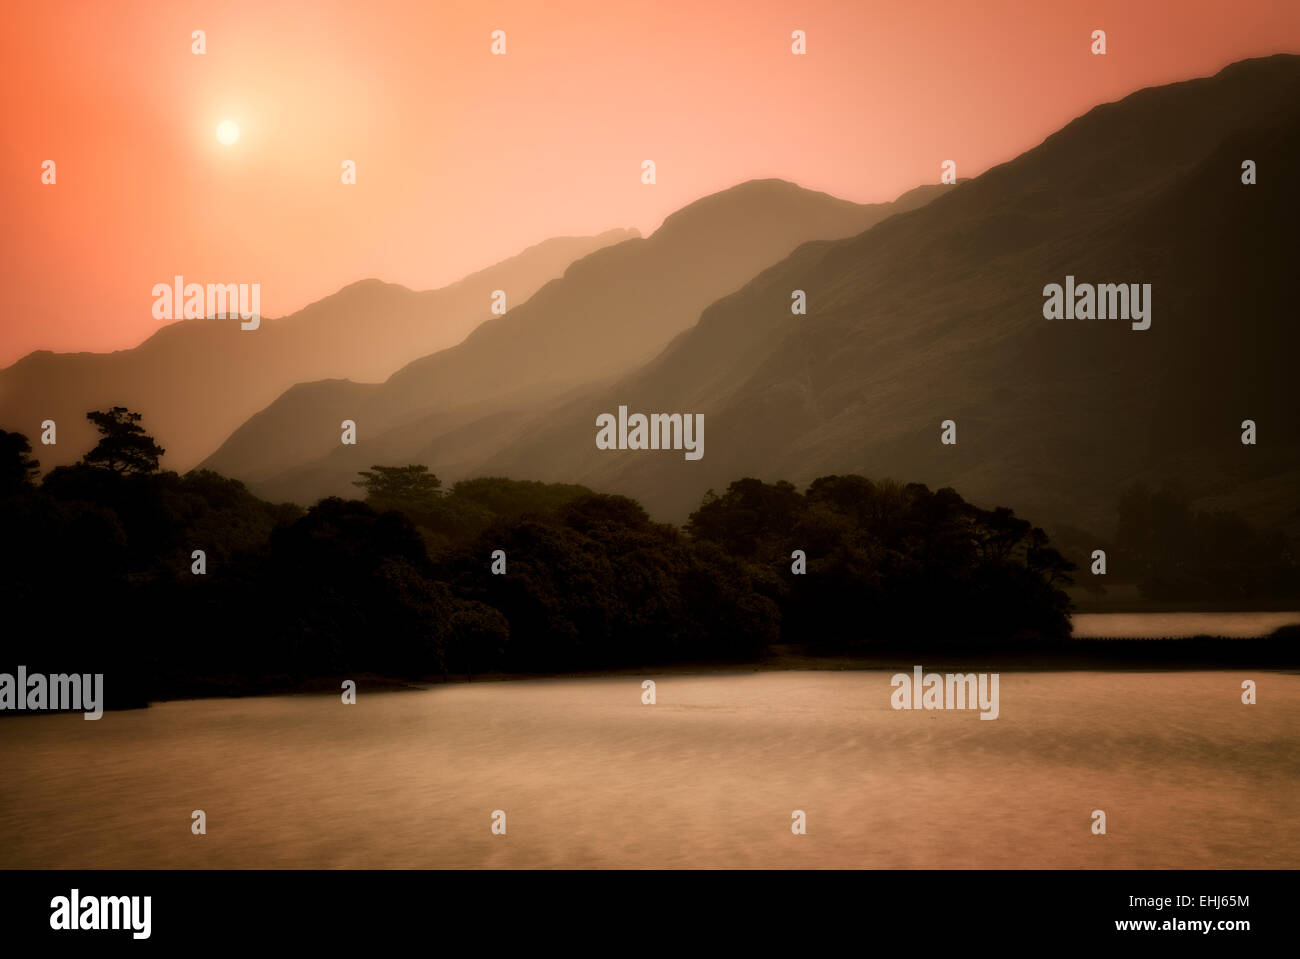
[1,0,1297,366]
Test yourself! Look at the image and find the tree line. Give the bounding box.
[0,406,1160,705]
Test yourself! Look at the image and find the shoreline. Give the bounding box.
[135,629,1300,707]
[6,629,1294,715]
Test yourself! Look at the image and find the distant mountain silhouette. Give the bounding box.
[475,55,1300,539]
[202,179,947,497]
[0,229,635,470]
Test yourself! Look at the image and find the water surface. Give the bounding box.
[1072,611,1300,638]
[2,670,1295,868]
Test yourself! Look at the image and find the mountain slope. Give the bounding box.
[0,229,635,470]
[478,55,1300,538]
[203,180,948,495]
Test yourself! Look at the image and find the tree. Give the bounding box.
[0,430,40,491]
[689,474,1077,646]
[686,478,803,560]
[1112,482,1298,601]
[83,407,165,474]
[353,464,443,514]
[1025,526,1075,587]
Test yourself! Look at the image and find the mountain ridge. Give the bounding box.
[201,177,950,489]
[469,54,1300,538]
[0,228,637,469]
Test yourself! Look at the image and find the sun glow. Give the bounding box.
[216,120,240,146]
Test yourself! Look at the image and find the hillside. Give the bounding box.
[476,55,1300,540]
[0,230,635,470]
[203,180,947,497]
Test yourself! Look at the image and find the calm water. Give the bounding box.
[1072,610,1300,638]
[2,669,1297,868]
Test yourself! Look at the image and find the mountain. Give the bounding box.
[202,179,949,497]
[0,229,635,470]
[474,55,1300,539]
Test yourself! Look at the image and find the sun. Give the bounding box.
[216,120,240,146]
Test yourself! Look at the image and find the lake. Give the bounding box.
[1072,610,1300,638]
[2,668,1296,868]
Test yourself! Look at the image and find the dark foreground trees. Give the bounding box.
[688,476,1075,648]
[438,493,778,671]
[1,413,1090,704]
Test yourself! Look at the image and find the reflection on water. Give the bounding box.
[2,670,1296,868]
[1072,611,1300,638]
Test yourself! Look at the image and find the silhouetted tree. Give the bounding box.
[1,451,1132,706]
[354,464,443,514]
[440,492,777,671]
[0,430,40,492]
[447,477,593,521]
[690,475,1075,647]
[367,475,596,553]
[83,407,165,474]
[687,478,803,561]
[1025,526,1075,587]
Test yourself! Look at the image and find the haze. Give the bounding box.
[1,0,1297,365]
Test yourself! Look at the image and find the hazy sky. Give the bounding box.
[2,0,1296,365]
